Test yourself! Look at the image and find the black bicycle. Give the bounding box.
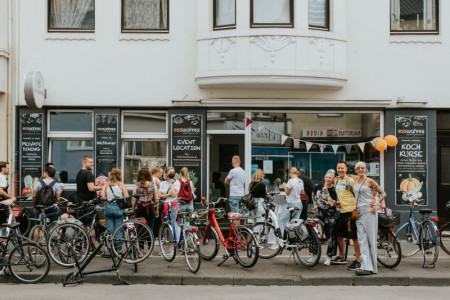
[439,201,450,256]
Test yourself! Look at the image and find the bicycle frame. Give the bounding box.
[165,205,183,247]
[204,208,247,251]
[396,205,421,243]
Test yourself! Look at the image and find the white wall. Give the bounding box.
[17,0,450,108]
[0,0,10,160]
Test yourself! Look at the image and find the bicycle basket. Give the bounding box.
[215,208,225,219]
[378,213,395,227]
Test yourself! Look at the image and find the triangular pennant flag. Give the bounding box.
[319,144,326,153]
[256,124,264,133]
[358,143,365,153]
[370,141,377,148]
[345,144,353,154]
[294,139,300,149]
[281,135,288,145]
[269,130,275,140]
[306,142,313,152]
[245,118,253,127]
[331,145,339,154]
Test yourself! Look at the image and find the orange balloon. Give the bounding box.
[385,135,398,147]
[376,139,387,151]
[372,137,381,142]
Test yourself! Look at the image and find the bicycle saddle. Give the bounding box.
[35,205,46,209]
[228,212,242,219]
[419,209,432,215]
[2,222,20,229]
[178,212,190,216]
[123,208,134,216]
[0,199,14,206]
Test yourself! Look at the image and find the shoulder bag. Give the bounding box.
[241,182,258,211]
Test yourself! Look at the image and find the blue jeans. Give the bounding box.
[34,208,58,226]
[250,198,265,234]
[178,201,194,213]
[278,202,303,236]
[229,196,242,213]
[105,203,123,252]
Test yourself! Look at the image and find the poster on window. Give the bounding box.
[395,115,427,206]
[170,114,203,200]
[95,114,119,178]
[19,113,44,200]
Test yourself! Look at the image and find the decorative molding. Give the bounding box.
[309,38,334,65]
[0,49,10,59]
[389,36,442,44]
[209,37,236,64]
[250,36,296,63]
[44,33,96,41]
[118,33,171,41]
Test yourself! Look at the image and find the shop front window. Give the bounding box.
[207,112,245,131]
[49,111,93,132]
[250,112,381,187]
[123,140,167,184]
[123,112,167,133]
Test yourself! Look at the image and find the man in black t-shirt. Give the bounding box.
[299,169,316,220]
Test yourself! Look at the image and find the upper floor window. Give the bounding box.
[214,0,236,30]
[122,0,169,32]
[48,0,95,32]
[251,0,294,28]
[391,0,438,34]
[309,0,329,30]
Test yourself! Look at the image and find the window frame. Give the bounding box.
[250,0,294,28]
[121,0,170,33]
[390,0,439,35]
[213,0,237,31]
[47,110,94,138]
[121,110,168,136]
[308,0,330,31]
[47,0,96,33]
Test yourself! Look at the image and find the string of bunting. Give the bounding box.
[245,117,398,153]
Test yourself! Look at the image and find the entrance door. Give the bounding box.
[208,134,245,201]
[437,133,450,226]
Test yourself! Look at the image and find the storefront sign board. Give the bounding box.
[94,113,119,178]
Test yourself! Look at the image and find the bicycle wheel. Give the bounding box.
[396,223,421,257]
[197,224,219,260]
[252,222,281,259]
[377,227,402,269]
[184,231,201,273]
[28,225,48,249]
[19,210,32,236]
[112,220,154,264]
[8,243,50,284]
[439,222,450,255]
[294,225,321,267]
[159,223,176,262]
[233,226,259,268]
[420,220,439,265]
[47,222,90,267]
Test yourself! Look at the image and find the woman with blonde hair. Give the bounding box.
[101,167,129,251]
[249,169,267,222]
[177,167,195,213]
[313,169,338,266]
[279,167,304,235]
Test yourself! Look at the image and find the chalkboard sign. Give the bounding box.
[95,113,119,178]
[19,112,44,199]
[395,115,427,205]
[170,113,204,200]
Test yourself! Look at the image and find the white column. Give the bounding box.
[236,0,250,30]
[295,0,309,30]
[197,0,212,33]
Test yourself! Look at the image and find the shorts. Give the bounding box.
[77,204,95,227]
[229,196,242,213]
[335,211,357,240]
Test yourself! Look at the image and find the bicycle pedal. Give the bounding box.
[222,254,228,259]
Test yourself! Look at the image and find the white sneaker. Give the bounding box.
[307,255,317,263]
[269,244,279,250]
[154,240,160,246]
[324,256,332,266]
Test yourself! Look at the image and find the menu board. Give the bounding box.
[19,112,44,199]
[395,115,427,205]
[95,113,119,177]
[170,113,203,200]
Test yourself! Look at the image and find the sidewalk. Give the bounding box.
[1,248,449,286]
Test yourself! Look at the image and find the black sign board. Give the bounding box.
[19,112,44,199]
[170,113,204,200]
[95,113,119,177]
[395,115,427,205]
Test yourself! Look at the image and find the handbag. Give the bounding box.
[241,182,258,211]
[351,178,366,220]
[109,185,131,210]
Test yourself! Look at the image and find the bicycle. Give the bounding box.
[196,197,259,268]
[376,212,402,269]
[10,196,33,236]
[159,201,201,273]
[249,196,322,267]
[0,198,50,283]
[438,200,450,255]
[395,200,440,267]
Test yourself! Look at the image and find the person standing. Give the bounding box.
[249,169,267,225]
[279,167,304,235]
[133,168,158,232]
[158,166,180,225]
[299,168,315,220]
[225,155,246,213]
[101,168,129,252]
[0,161,12,227]
[333,160,360,270]
[177,167,195,213]
[354,161,386,276]
[152,166,164,240]
[313,169,338,266]
[32,165,61,223]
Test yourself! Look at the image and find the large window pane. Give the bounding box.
[123,112,166,133]
[391,0,438,33]
[123,141,167,184]
[252,0,293,28]
[49,0,95,31]
[50,112,93,132]
[122,0,169,32]
[51,140,94,183]
[214,0,236,29]
[309,0,329,30]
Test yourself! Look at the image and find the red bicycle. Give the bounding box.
[197,197,259,268]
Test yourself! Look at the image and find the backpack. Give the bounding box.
[36,179,56,206]
[178,179,193,204]
[136,182,155,215]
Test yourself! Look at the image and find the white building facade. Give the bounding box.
[9,0,450,223]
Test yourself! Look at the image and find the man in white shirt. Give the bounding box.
[0,161,11,201]
[225,156,246,213]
